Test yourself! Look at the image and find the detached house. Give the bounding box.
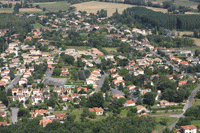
[181,125,197,133]
[123,100,135,107]
[89,107,104,115]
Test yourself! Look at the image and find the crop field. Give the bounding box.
[32,1,71,12]
[72,1,134,17]
[19,8,42,12]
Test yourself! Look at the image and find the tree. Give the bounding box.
[101,77,109,93]
[78,71,86,80]
[143,92,156,106]
[136,96,143,105]
[8,70,15,80]
[35,5,40,8]
[42,8,46,11]
[0,115,4,122]
[53,68,61,76]
[198,4,200,12]
[89,111,96,119]
[177,117,191,126]
[118,98,126,106]
[87,92,104,107]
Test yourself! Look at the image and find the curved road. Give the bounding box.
[169,85,200,130]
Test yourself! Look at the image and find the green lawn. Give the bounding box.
[67,46,91,51]
[153,116,178,133]
[103,47,118,52]
[33,23,45,29]
[0,8,13,13]
[32,1,71,12]
[70,108,107,122]
[174,46,200,52]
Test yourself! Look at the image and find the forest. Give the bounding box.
[0,115,156,133]
[112,7,200,30]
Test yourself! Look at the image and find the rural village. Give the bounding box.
[0,0,200,133]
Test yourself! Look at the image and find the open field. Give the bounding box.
[19,8,42,12]
[0,8,12,13]
[72,1,134,17]
[67,46,91,51]
[191,38,200,47]
[103,47,118,52]
[0,1,20,5]
[145,6,168,13]
[33,23,45,29]
[32,1,70,12]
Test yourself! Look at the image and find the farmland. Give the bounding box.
[19,8,42,12]
[72,1,134,17]
[32,1,71,12]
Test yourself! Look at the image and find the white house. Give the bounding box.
[19,67,26,73]
[123,100,135,107]
[18,95,25,102]
[181,125,197,133]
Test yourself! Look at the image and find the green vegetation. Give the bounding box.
[32,1,71,12]
[33,23,44,29]
[112,7,200,30]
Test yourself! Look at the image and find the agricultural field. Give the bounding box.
[72,1,135,17]
[19,8,42,12]
[0,8,12,13]
[32,1,71,12]
[103,47,118,52]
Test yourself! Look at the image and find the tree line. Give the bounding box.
[112,7,200,30]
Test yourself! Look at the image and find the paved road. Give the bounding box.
[6,74,21,93]
[96,74,109,92]
[169,85,200,130]
[11,108,19,124]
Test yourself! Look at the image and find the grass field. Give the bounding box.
[33,23,45,29]
[19,8,42,12]
[191,38,200,47]
[67,46,91,51]
[0,8,13,13]
[32,1,70,12]
[103,47,118,52]
[72,1,134,17]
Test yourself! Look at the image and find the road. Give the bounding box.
[150,50,180,72]
[169,85,200,130]
[11,108,19,124]
[6,74,21,93]
[96,74,109,92]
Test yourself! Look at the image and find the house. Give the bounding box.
[40,118,52,127]
[136,105,149,113]
[33,89,40,95]
[34,109,47,117]
[77,87,87,93]
[18,95,25,102]
[53,88,61,94]
[189,78,196,83]
[177,74,183,79]
[0,109,5,117]
[160,100,178,107]
[0,121,7,126]
[123,100,135,107]
[55,113,67,121]
[19,67,26,73]
[181,125,197,133]
[178,80,187,87]
[89,107,104,115]
[166,75,173,80]
[113,94,125,99]
[127,85,136,91]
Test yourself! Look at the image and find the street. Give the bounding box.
[6,74,21,93]
[169,85,200,130]
[96,73,109,92]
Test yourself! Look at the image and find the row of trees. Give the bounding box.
[112,7,200,30]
